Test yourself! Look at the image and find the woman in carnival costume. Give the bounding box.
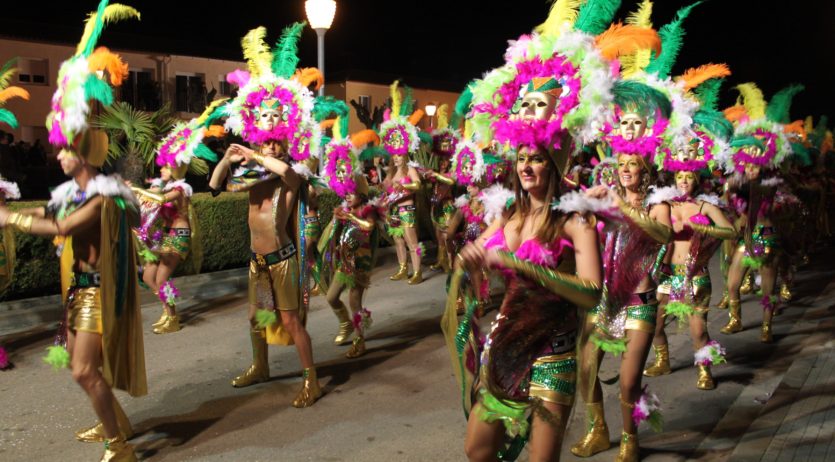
[317,111,381,358]
[643,66,737,390]
[132,101,225,334]
[0,2,145,460]
[210,23,325,407]
[442,0,663,459]
[444,122,513,314]
[379,81,426,285]
[719,83,799,342]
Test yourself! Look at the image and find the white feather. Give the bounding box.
[0,180,21,200]
[695,193,722,207]
[479,185,514,225]
[646,185,684,205]
[761,177,784,187]
[163,179,193,197]
[454,194,470,208]
[292,162,314,179]
[553,190,616,213]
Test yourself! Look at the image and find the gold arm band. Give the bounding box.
[618,202,672,244]
[401,181,421,192]
[131,187,166,205]
[347,213,374,232]
[496,251,601,310]
[6,212,33,233]
[690,223,738,240]
[434,172,455,185]
[251,153,266,166]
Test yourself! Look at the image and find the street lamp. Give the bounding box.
[424,103,437,129]
[305,0,336,97]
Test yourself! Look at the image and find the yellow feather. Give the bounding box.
[436,104,449,130]
[627,0,653,28]
[0,67,17,90]
[0,86,30,104]
[804,115,814,134]
[621,0,654,77]
[390,80,402,118]
[534,0,583,38]
[333,117,343,141]
[463,120,473,141]
[735,83,767,120]
[241,27,272,78]
[195,98,229,125]
[76,5,141,55]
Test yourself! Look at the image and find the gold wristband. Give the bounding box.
[251,153,266,166]
[7,212,33,233]
[690,223,738,240]
[497,251,602,310]
[401,181,421,192]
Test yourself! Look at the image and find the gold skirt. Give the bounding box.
[249,256,299,312]
[68,287,103,334]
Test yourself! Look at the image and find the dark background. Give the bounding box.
[3,0,833,119]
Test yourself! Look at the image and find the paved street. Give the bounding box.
[1,247,834,461]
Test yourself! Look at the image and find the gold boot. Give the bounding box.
[697,365,715,390]
[780,283,792,302]
[761,318,773,343]
[615,432,639,462]
[570,402,610,457]
[231,329,269,387]
[346,336,366,358]
[720,300,743,334]
[292,367,322,408]
[430,245,449,272]
[332,307,353,345]
[151,310,168,328]
[153,314,181,334]
[740,272,754,295]
[408,268,423,285]
[389,263,408,281]
[643,344,672,377]
[101,435,137,462]
[76,398,134,443]
[715,292,729,310]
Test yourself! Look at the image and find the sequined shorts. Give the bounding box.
[388,205,416,229]
[528,352,577,405]
[738,225,779,264]
[249,244,299,312]
[68,286,103,334]
[159,228,191,259]
[589,290,658,336]
[432,201,456,229]
[656,264,712,310]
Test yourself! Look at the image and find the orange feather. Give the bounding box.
[0,86,30,104]
[408,109,425,127]
[88,47,129,86]
[203,125,226,139]
[293,68,324,91]
[723,105,747,123]
[783,120,806,141]
[678,63,731,91]
[350,129,380,147]
[595,23,661,61]
[319,118,336,130]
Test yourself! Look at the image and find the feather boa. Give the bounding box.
[48,174,139,213]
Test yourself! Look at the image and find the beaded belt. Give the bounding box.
[252,243,297,267]
[551,331,577,355]
[71,271,101,288]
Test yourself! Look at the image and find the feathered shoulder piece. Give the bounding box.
[552,190,616,214]
[48,174,138,214]
[646,185,685,205]
[469,0,661,158]
[695,193,723,207]
[479,184,515,226]
[222,23,322,164]
[46,0,140,148]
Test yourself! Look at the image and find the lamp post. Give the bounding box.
[305,0,336,97]
[424,103,437,130]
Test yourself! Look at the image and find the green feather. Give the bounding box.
[0,108,19,129]
[742,255,764,270]
[811,115,829,147]
[201,102,229,127]
[313,96,349,122]
[418,131,432,147]
[450,84,474,129]
[82,0,110,57]
[693,109,734,141]
[790,142,812,167]
[591,333,628,355]
[730,136,766,151]
[43,345,70,370]
[194,143,219,163]
[766,84,804,124]
[664,301,694,327]
[694,78,723,112]
[359,145,388,162]
[84,74,114,106]
[254,309,278,328]
[612,80,672,119]
[574,0,622,35]
[401,86,415,117]
[271,22,306,79]
[645,1,703,78]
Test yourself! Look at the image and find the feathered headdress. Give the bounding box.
[723,83,799,172]
[45,0,139,166]
[379,81,424,157]
[223,23,323,163]
[321,99,378,197]
[469,0,661,159]
[0,59,31,129]
[155,99,227,179]
[430,87,474,158]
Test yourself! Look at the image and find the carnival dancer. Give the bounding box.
[443,1,659,459]
[210,23,324,407]
[0,2,145,459]
[719,83,799,342]
[317,113,380,357]
[644,67,737,390]
[0,57,28,295]
[379,81,425,284]
[132,101,224,334]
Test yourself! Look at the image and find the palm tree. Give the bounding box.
[93,101,176,184]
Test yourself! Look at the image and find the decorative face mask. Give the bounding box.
[618,113,648,141]
[517,91,558,122]
[256,99,287,131]
[336,162,349,182]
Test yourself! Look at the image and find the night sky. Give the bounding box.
[3,0,834,119]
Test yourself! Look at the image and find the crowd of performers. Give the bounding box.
[0,1,834,461]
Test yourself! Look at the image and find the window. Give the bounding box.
[175,74,206,113]
[17,58,48,86]
[358,95,371,113]
[121,69,160,111]
[218,75,233,97]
